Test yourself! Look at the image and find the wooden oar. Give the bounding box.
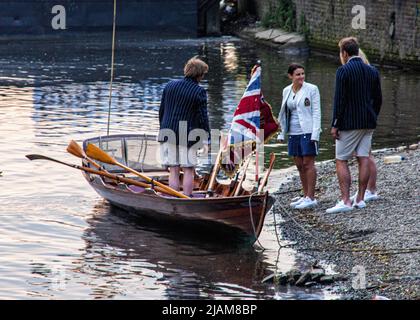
[67,140,167,194]
[206,146,222,197]
[206,135,227,197]
[66,140,102,170]
[257,152,276,193]
[233,155,252,197]
[85,143,189,199]
[25,154,170,195]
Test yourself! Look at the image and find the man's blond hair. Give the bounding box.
[338,37,359,56]
[184,56,208,80]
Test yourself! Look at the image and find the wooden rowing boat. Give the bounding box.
[81,134,274,244]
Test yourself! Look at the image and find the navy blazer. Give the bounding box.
[158,77,210,147]
[332,57,382,130]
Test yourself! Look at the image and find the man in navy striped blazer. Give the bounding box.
[158,56,210,196]
[327,37,382,214]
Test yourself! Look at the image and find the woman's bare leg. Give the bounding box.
[293,157,307,197]
[303,156,317,200]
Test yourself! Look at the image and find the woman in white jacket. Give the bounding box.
[278,63,321,209]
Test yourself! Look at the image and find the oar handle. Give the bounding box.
[81,166,167,194]
[26,154,169,196]
[233,156,252,197]
[258,152,276,193]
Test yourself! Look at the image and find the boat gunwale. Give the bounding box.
[86,172,270,203]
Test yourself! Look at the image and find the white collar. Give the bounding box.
[347,56,362,63]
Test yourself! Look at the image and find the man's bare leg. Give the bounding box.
[367,153,377,193]
[182,167,194,196]
[169,166,180,191]
[336,159,351,205]
[357,156,370,203]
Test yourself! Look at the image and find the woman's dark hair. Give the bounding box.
[288,63,305,75]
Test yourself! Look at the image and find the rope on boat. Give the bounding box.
[106,0,117,136]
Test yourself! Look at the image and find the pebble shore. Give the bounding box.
[271,145,419,300]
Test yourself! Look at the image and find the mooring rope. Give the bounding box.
[248,191,265,249]
[106,0,117,136]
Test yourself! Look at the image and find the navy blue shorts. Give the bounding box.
[288,134,319,157]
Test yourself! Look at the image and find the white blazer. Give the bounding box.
[277,82,321,141]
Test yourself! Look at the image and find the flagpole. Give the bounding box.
[255,60,261,187]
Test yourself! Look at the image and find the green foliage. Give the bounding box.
[299,13,310,38]
[262,0,296,32]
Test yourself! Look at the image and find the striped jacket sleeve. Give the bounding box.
[159,87,166,124]
[373,69,382,116]
[332,67,346,128]
[197,88,210,135]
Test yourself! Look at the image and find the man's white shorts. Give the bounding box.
[159,143,198,168]
[336,129,374,160]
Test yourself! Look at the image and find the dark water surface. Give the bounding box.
[0,33,418,299]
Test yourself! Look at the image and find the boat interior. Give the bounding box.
[83,134,258,198]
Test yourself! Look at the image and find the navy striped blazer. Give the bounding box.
[332,57,382,130]
[158,77,210,147]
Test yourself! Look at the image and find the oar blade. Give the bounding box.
[85,143,116,165]
[66,140,85,159]
[26,154,47,161]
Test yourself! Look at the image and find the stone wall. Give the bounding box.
[253,0,420,66]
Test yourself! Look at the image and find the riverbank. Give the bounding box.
[271,145,419,300]
[234,25,309,53]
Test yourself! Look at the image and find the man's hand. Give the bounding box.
[331,127,340,140]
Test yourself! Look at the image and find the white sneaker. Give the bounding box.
[350,190,379,202]
[326,201,353,214]
[295,197,318,210]
[364,190,379,202]
[290,197,305,208]
[353,199,366,209]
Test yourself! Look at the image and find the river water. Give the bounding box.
[0,33,418,299]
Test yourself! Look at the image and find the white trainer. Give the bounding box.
[353,199,366,209]
[290,197,305,208]
[350,190,379,202]
[364,190,379,202]
[326,201,353,214]
[295,197,318,210]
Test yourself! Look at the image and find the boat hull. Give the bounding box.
[85,174,274,244]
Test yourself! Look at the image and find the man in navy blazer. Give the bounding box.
[327,37,382,214]
[158,56,210,196]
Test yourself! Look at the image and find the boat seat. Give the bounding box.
[124,171,170,181]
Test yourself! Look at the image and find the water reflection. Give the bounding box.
[1,34,416,170]
[77,201,330,299]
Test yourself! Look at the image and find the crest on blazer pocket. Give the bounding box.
[304,97,310,107]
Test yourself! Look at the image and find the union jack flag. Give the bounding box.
[221,65,279,176]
